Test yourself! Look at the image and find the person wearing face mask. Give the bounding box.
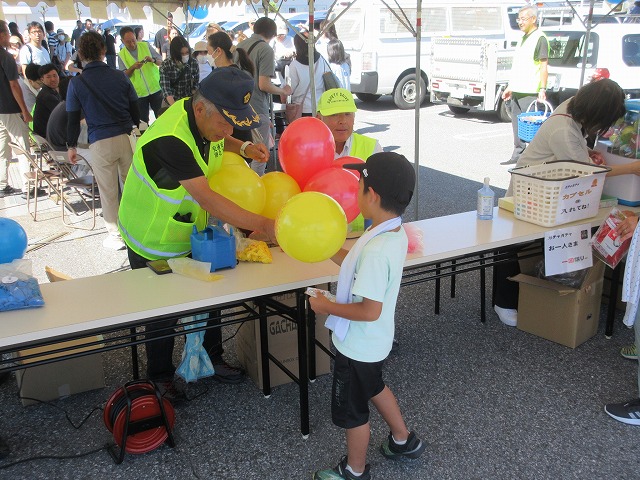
[53,29,72,76]
[118,26,163,126]
[206,31,255,145]
[192,41,211,82]
[159,35,199,108]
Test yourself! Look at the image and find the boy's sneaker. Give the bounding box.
[313,456,371,480]
[380,431,426,460]
[604,398,640,425]
[620,344,638,360]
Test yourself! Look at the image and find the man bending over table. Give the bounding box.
[118,68,276,399]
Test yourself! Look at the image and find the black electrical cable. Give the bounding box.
[0,445,108,470]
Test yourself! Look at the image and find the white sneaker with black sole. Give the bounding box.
[604,398,640,425]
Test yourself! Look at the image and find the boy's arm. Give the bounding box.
[331,248,349,266]
[309,295,382,322]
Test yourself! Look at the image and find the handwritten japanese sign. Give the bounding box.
[555,176,601,225]
[544,223,593,276]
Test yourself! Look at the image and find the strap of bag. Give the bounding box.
[170,63,190,89]
[247,39,265,56]
[77,75,133,131]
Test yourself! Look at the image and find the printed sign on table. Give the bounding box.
[544,223,593,276]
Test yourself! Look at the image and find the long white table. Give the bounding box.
[1,205,635,439]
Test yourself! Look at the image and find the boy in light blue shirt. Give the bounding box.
[310,152,425,480]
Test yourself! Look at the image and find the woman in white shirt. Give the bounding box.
[327,39,351,90]
[286,33,329,116]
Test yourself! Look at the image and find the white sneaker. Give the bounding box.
[494,305,517,327]
[103,235,126,251]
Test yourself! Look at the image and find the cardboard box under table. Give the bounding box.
[511,261,605,348]
[235,290,331,389]
[15,336,105,406]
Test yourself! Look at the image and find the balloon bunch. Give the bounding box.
[208,118,364,262]
[279,117,362,223]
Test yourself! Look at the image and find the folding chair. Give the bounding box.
[9,141,62,222]
[24,137,98,231]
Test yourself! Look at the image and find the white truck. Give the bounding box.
[429,37,514,122]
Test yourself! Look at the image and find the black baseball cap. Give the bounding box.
[198,68,261,130]
[343,152,416,210]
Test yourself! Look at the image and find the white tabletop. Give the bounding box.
[0,248,338,349]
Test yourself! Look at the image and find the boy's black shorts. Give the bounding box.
[331,349,386,429]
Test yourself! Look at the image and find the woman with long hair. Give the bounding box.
[206,31,254,75]
[159,35,199,106]
[327,38,351,90]
[286,32,330,116]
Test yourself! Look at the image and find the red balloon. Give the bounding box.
[332,156,365,179]
[304,168,360,223]
[279,117,335,189]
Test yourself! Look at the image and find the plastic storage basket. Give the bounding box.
[517,100,553,143]
[510,160,610,227]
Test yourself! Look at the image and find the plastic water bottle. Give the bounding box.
[477,177,494,220]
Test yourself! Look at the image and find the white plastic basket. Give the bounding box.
[509,160,610,227]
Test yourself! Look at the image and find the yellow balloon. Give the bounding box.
[208,165,266,214]
[275,192,347,263]
[261,172,302,220]
[221,151,250,168]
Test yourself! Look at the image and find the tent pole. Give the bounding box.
[579,0,595,87]
[308,0,317,115]
[413,0,422,221]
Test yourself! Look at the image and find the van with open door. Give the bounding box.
[333,0,524,109]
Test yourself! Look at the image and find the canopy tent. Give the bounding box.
[0,0,426,219]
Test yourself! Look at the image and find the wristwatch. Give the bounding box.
[240,141,253,157]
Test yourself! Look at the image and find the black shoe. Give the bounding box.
[500,159,518,165]
[313,455,371,480]
[21,187,47,200]
[380,431,426,460]
[211,361,244,384]
[604,398,640,425]
[156,378,187,405]
[0,185,21,198]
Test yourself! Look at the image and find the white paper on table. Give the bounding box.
[544,223,593,276]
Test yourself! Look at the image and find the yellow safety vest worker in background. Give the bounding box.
[118,41,161,98]
[508,28,548,95]
[349,133,378,161]
[118,98,223,260]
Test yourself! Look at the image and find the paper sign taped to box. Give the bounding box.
[555,176,601,225]
[544,223,593,276]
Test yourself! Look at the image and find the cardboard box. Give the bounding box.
[512,261,605,348]
[235,290,332,389]
[16,336,105,406]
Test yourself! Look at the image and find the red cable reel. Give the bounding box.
[103,380,176,461]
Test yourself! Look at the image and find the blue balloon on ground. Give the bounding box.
[0,218,28,264]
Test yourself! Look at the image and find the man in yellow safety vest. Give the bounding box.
[501,5,549,165]
[118,26,163,126]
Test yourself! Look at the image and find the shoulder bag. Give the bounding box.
[321,57,341,91]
